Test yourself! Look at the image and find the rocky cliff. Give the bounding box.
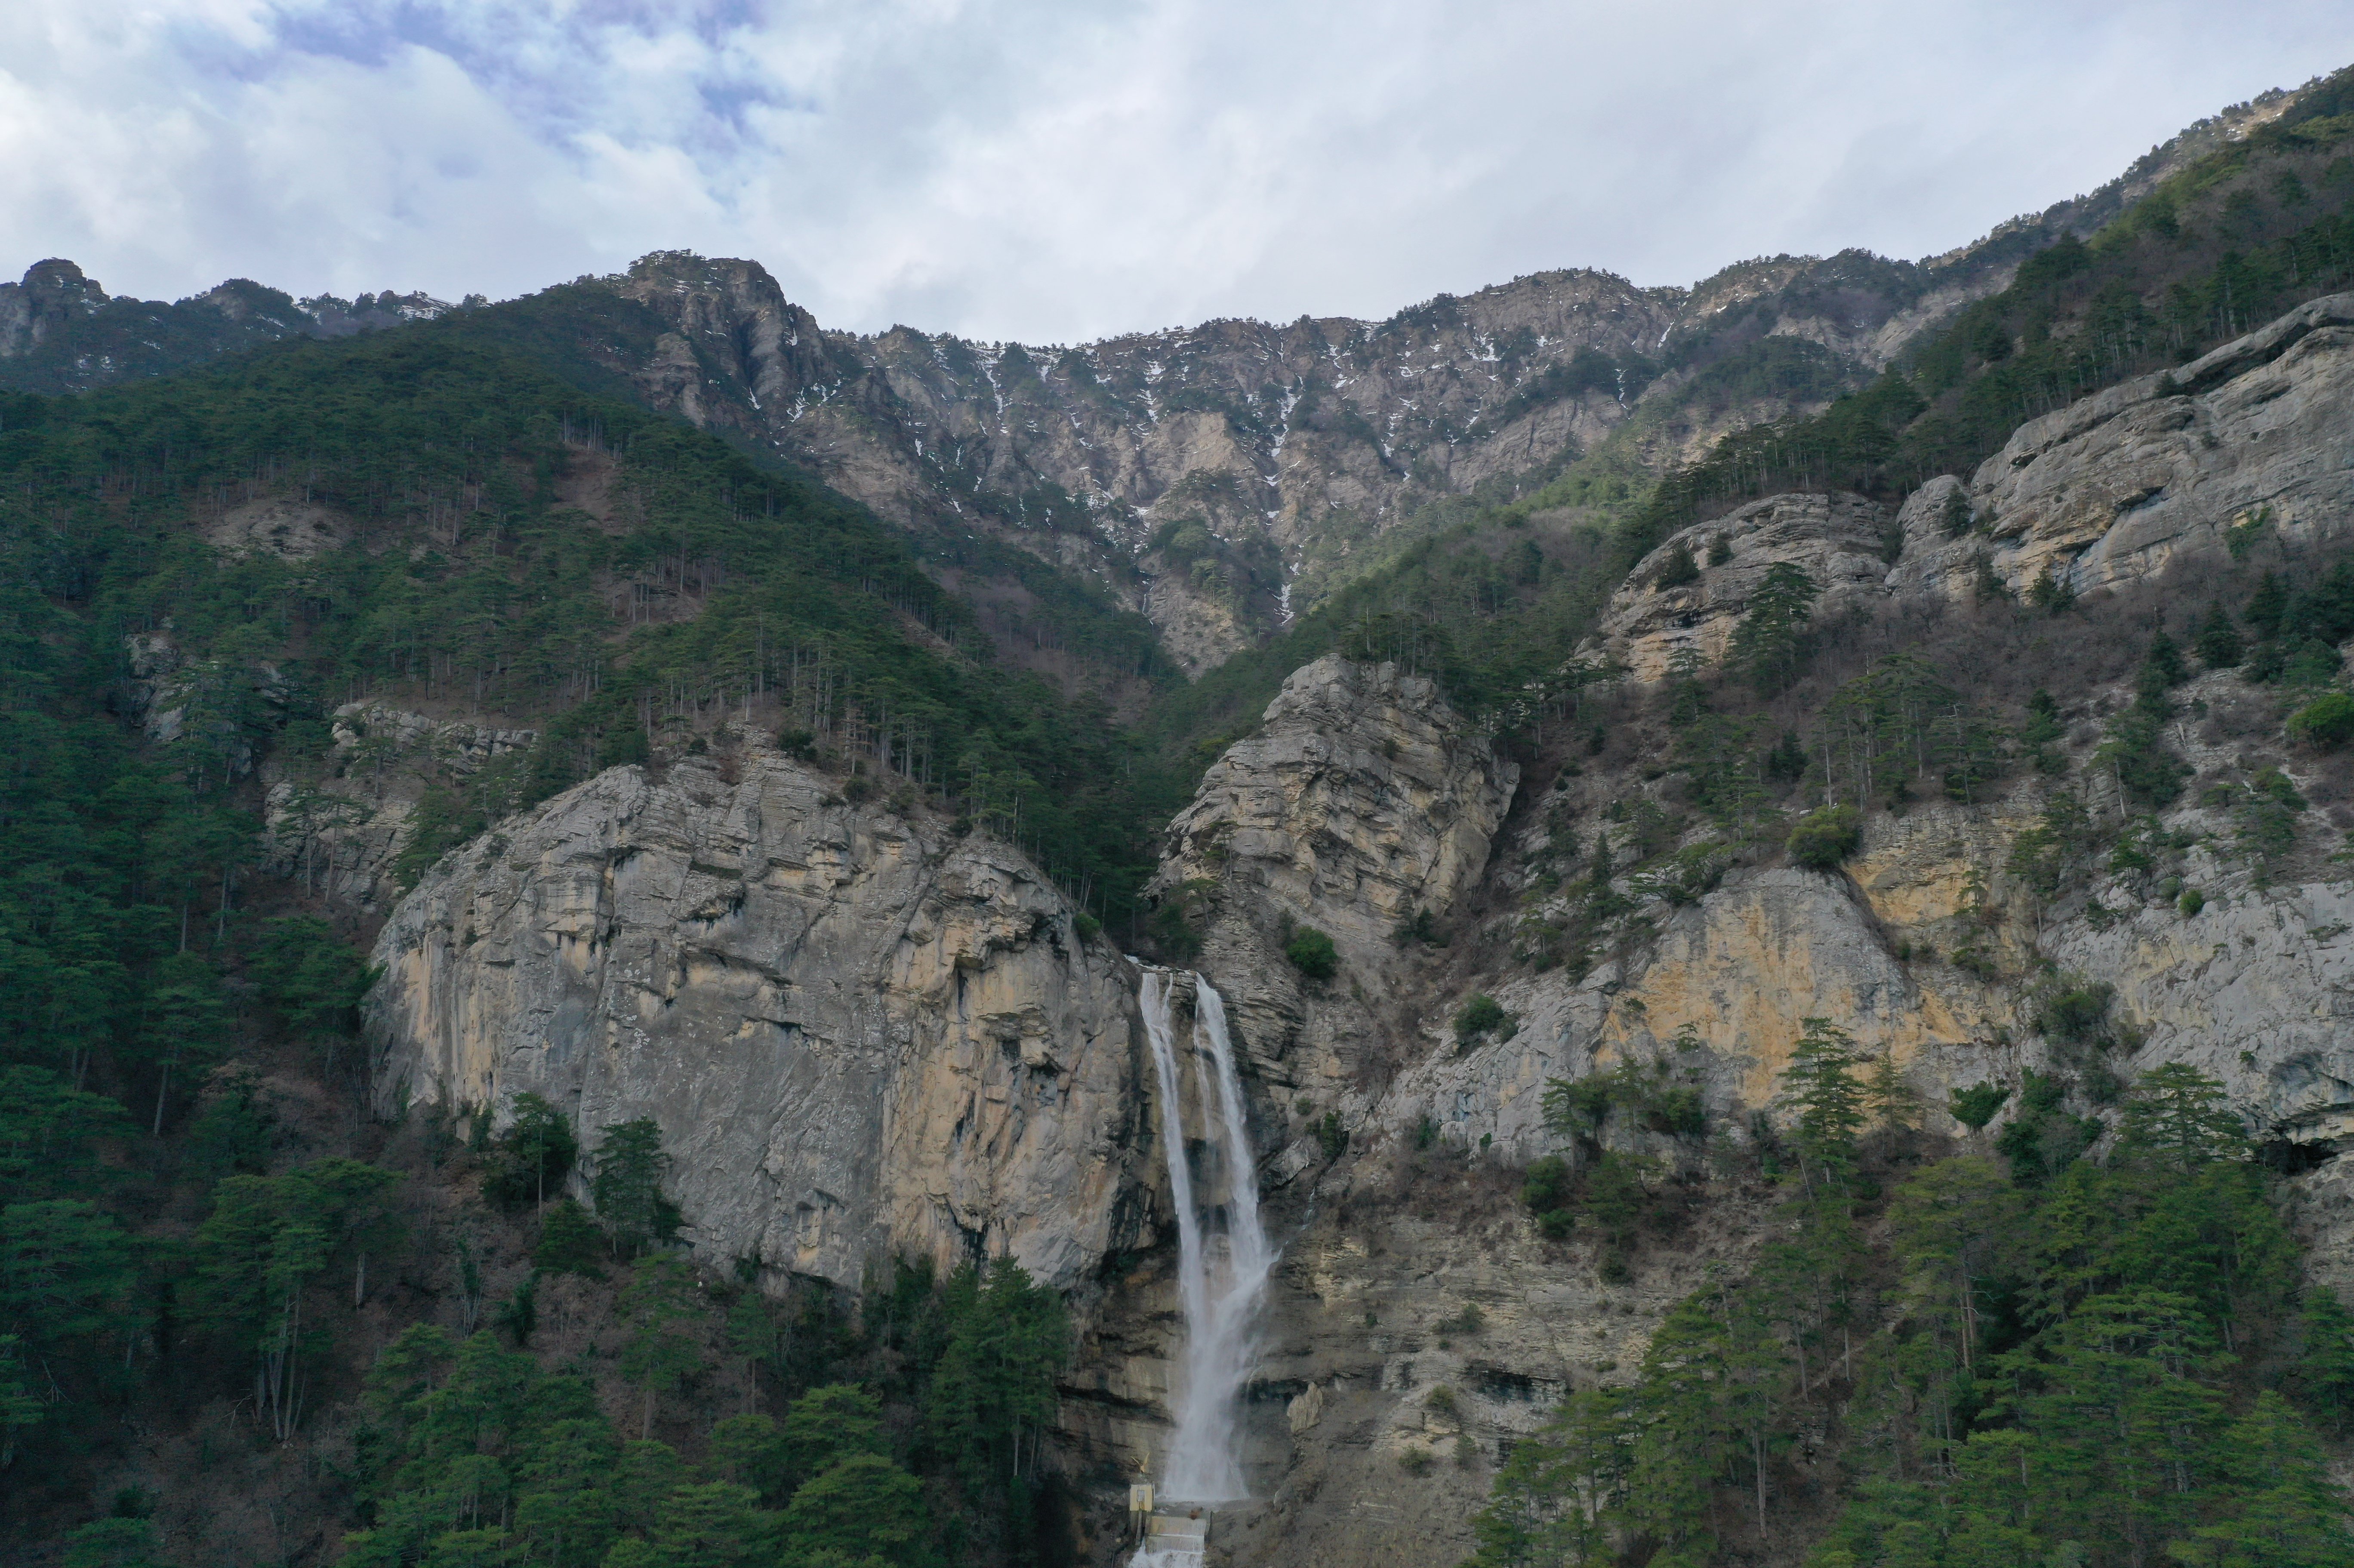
[1091,293,2354,1566]
[475,84,2308,678]
[364,748,1156,1292]
[1872,292,2354,606]
[1146,654,1519,1104]
[1591,492,1899,682]
[1588,292,2354,685]
[573,247,2009,673]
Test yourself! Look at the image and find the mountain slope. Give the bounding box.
[12,70,2342,688]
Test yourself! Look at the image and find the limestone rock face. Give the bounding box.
[1160,648,2354,1566]
[1591,493,1895,682]
[2045,885,2354,1121]
[608,252,836,437]
[1377,800,2030,1169]
[1587,294,2354,671]
[1895,293,2354,601]
[364,749,1153,1291]
[1148,656,1519,1087]
[120,633,295,780]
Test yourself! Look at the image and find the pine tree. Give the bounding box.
[2194,600,2245,668]
[780,1454,928,1564]
[2173,1392,2354,1566]
[1890,1157,2020,1374]
[534,1198,607,1279]
[1729,562,1819,695]
[617,1256,705,1439]
[2118,1064,2247,1168]
[2246,570,2289,640]
[481,1092,578,1211]
[591,1118,680,1257]
[1777,1018,1866,1195]
[1654,539,1701,588]
[1864,1050,1922,1133]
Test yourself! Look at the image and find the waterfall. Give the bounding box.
[1137,969,1273,1518]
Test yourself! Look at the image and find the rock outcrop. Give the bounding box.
[1883,293,2354,604]
[1147,655,1519,1096]
[1576,293,2354,689]
[1591,493,1897,682]
[364,749,1155,1291]
[568,238,2071,672]
[1131,638,2354,1565]
[0,259,109,358]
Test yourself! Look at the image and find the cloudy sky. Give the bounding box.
[3,3,2348,344]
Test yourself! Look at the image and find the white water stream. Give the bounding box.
[1132,969,1273,1565]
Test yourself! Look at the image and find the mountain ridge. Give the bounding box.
[10,65,2344,683]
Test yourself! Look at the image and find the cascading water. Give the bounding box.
[1132,968,1273,1563]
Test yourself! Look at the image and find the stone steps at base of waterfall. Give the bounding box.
[1133,1511,1210,1565]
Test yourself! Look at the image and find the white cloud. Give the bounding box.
[1,0,2349,341]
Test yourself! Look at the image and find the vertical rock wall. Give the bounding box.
[365,749,1155,1291]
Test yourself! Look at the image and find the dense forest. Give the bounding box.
[0,323,1172,1562]
[1471,1050,2354,1568]
[0,329,1189,931]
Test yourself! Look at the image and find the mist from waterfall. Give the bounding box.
[1137,968,1273,1509]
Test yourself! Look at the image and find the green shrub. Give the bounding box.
[2283,638,2344,686]
[1949,1082,2009,1131]
[1522,1156,1576,1240]
[1399,1445,1436,1475]
[1454,994,1510,1043]
[1654,541,1701,588]
[1316,1112,1350,1161]
[533,1198,605,1278]
[1147,900,1202,961]
[1285,925,1339,980]
[590,1118,682,1256]
[1522,1155,1570,1212]
[2037,980,2115,1044]
[1393,907,1448,947]
[1641,1084,1707,1138]
[1072,912,1102,942]
[1434,1304,1485,1337]
[1787,806,1863,869]
[2180,886,2206,918]
[2289,690,2354,748]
